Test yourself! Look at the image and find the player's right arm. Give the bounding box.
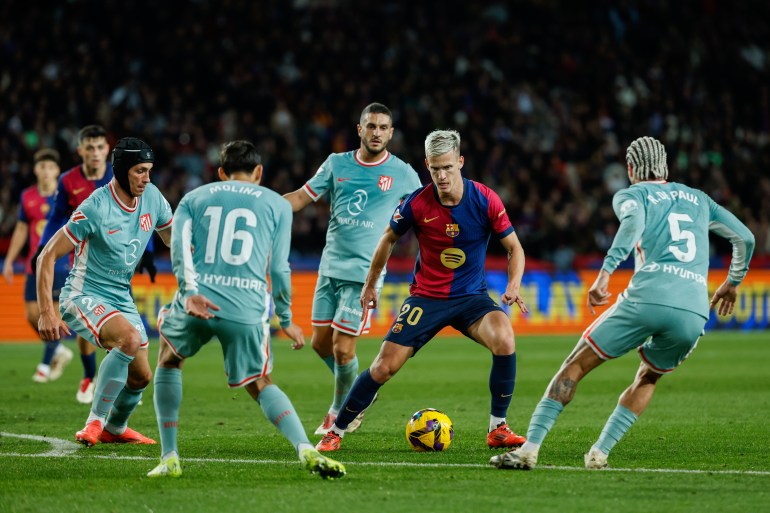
[589,189,647,315]
[2,219,29,284]
[36,228,75,340]
[282,188,314,212]
[282,158,333,212]
[360,226,402,318]
[707,198,756,316]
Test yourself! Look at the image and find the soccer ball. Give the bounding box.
[405,408,454,452]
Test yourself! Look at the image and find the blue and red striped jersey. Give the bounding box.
[18,186,62,273]
[389,178,514,299]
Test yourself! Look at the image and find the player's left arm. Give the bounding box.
[707,198,756,316]
[157,225,173,247]
[499,231,528,313]
[155,193,174,247]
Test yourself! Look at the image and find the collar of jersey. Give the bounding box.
[432,177,468,208]
[354,149,390,167]
[109,181,140,213]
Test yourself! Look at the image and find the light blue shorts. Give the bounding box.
[583,295,706,373]
[158,302,273,388]
[311,275,378,336]
[60,295,147,349]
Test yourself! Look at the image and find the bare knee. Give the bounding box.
[245,375,274,401]
[332,344,356,365]
[112,330,142,356]
[489,332,515,355]
[369,360,397,384]
[631,365,663,390]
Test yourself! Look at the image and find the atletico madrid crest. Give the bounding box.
[378,175,393,192]
[445,223,460,238]
[71,211,87,224]
[140,213,153,232]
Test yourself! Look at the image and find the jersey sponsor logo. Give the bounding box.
[346,189,368,216]
[337,177,351,182]
[378,175,393,192]
[423,216,439,223]
[108,228,121,235]
[662,264,707,286]
[140,213,152,232]
[392,208,403,222]
[445,223,460,237]
[125,238,142,266]
[639,262,660,272]
[93,305,105,316]
[70,211,87,224]
[41,203,50,214]
[440,248,466,269]
[392,322,403,333]
[72,187,86,195]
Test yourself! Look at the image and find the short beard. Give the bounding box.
[362,140,386,156]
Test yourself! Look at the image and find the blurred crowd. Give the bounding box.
[1,0,769,267]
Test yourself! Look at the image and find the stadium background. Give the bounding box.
[1,0,769,340]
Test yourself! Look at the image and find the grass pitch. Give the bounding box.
[1,332,768,513]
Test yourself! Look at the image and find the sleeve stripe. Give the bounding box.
[302,183,318,200]
[156,217,173,230]
[64,225,81,244]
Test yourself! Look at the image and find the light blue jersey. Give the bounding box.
[602,181,755,319]
[170,180,293,327]
[61,181,172,307]
[302,150,421,285]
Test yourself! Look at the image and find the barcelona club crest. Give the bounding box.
[392,322,403,334]
[140,213,153,232]
[378,175,393,192]
[445,223,460,238]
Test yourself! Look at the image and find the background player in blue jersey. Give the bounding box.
[148,140,345,479]
[36,137,173,448]
[3,149,73,383]
[316,129,530,452]
[491,136,755,471]
[283,103,422,435]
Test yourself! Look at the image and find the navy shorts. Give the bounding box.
[24,272,68,302]
[386,294,504,354]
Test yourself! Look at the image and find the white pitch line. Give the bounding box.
[1,432,769,477]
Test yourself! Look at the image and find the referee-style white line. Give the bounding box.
[1,432,769,477]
